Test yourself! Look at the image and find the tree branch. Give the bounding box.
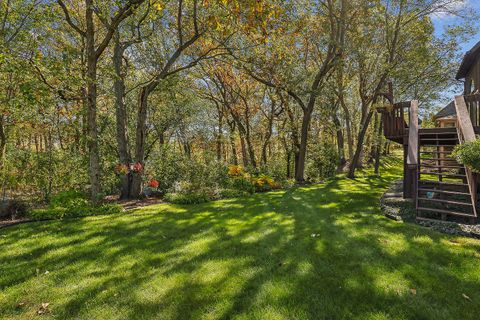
[57,0,86,37]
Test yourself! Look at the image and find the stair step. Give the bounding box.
[418,180,468,187]
[420,158,456,161]
[417,207,475,218]
[419,172,466,178]
[420,151,453,154]
[420,143,458,147]
[417,197,472,206]
[418,188,470,196]
[420,165,462,169]
[419,130,457,135]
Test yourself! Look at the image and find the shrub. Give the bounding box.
[27,203,123,220]
[252,174,278,192]
[219,189,250,199]
[27,189,122,220]
[49,189,89,209]
[164,191,211,205]
[228,175,255,194]
[453,140,480,172]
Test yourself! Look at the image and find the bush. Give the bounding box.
[49,189,89,208]
[228,175,255,194]
[27,189,123,220]
[28,203,123,220]
[164,192,211,205]
[252,174,279,192]
[219,189,251,199]
[453,140,480,172]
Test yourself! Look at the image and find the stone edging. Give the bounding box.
[380,179,480,239]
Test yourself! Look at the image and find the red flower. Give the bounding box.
[149,179,159,188]
[132,162,143,173]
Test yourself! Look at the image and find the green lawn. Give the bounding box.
[1,157,480,320]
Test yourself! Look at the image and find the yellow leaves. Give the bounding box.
[151,0,164,12]
[228,165,244,176]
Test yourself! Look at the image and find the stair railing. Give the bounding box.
[454,95,478,221]
[406,101,419,202]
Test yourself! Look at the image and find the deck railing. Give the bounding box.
[377,101,411,140]
[454,95,478,221]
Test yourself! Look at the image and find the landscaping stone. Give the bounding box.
[381,179,480,239]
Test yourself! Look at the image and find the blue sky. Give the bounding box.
[431,0,480,53]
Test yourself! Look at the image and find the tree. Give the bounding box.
[241,0,348,182]
[57,0,146,202]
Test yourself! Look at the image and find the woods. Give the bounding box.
[0,0,475,203]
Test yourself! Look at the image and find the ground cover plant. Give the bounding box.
[1,156,479,320]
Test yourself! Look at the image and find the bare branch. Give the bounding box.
[57,0,86,37]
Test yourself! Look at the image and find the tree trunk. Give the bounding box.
[113,35,131,199]
[295,109,312,182]
[239,135,249,167]
[229,134,238,165]
[348,110,374,178]
[216,112,223,161]
[332,113,346,168]
[85,0,101,204]
[227,121,238,165]
[86,58,101,203]
[130,87,149,198]
[0,116,6,171]
[261,112,274,166]
[286,151,292,178]
[374,116,383,174]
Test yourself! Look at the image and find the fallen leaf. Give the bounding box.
[16,302,26,309]
[410,288,417,295]
[463,293,471,301]
[37,302,50,315]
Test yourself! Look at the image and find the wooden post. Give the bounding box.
[404,100,419,199]
[455,96,476,142]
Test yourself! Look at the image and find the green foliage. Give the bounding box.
[453,140,480,172]
[228,175,256,194]
[164,191,211,205]
[49,189,88,208]
[219,189,250,199]
[252,174,278,192]
[147,147,229,194]
[306,143,339,181]
[28,203,122,220]
[27,190,122,220]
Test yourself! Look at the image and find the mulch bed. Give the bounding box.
[381,179,480,239]
[104,195,164,211]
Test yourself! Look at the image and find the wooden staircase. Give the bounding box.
[379,95,479,225]
[416,128,477,223]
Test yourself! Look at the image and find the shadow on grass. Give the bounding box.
[1,157,480,319]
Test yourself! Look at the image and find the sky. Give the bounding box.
[431,0,480,54]
[427,0,480,109]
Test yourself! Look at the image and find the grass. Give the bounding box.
[1,155,480,319]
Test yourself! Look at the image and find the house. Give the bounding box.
[379,41,480,224]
